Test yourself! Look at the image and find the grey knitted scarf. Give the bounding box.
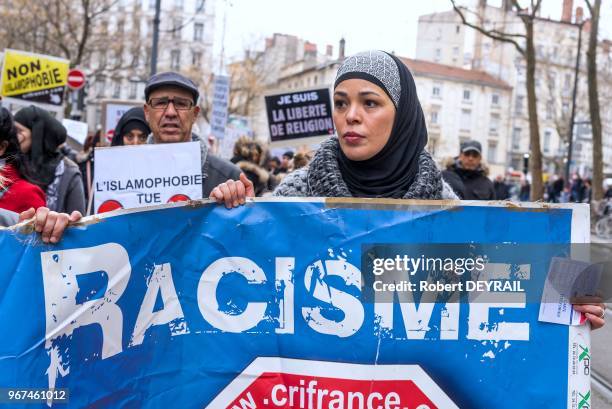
[306,138,444,199]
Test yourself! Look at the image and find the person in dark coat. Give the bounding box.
[570,174,584,203]
[493,175,510,200]
[14,106,86,214]
[442,140,495,200]
[143,72,241,197]
[519,180,531,201]
[112,107,151,146]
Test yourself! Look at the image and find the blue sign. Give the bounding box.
[0,200,591,408]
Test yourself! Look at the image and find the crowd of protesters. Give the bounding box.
[0,70,607,218]
[0,53,606,330]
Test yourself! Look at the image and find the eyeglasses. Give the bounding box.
[148,96,194,111]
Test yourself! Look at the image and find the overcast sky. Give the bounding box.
[213,0,612,66]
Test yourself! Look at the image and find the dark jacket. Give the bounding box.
[149,133,241,197]
[54,158,86,214]
[0,208,18,227]
[237,161,275,196]
[442,161,495,200]
[493,181,510,200]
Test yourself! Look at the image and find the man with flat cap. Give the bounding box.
[143,72,242,197]
[442,140,495,200]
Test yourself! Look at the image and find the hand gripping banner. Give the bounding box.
[0,199,593,408]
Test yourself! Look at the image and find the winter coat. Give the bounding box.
[273,138,458,200]
[237,161,274,196]
[53,158,86,214]
[493,181,510,200]
[0,163,46,213]
[442,161,495,200]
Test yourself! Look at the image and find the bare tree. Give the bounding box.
[194,48,268,125]
[585,0,603,201]
[227,51,268,118]
[451,0,544,200]
[0,0,120,67]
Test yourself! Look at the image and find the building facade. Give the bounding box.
[85,0,216,134]
[416,0,612,178]
[404,58,512,177]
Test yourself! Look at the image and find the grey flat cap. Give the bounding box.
[144,72,199,103]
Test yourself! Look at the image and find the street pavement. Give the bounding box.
[590,234,612,408]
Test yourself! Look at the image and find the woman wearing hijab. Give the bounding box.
[111,107,151,146]
[14,105,86,214]
[211,50,456,204]
[0,108,46,213]
[210,50,606,330]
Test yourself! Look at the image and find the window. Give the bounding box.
[174,0,183,10]
[546,100,554,120]
[172,19,182,39]
[463,89,471,101]
[543,130,551,154]
[196,0,205,12]
[194,23,204,41]
[512,127,521,150]
[515,95,524,115]
[149,0,156,10]
[430,107,440,125]
[313,75,318,85]
[460,109,471,130]
[171,50,181,70]
[547,72,556,88]
[453,46,459,56]
[435,49,441,62]
[430,111,439,124]
[562,102,570,115]
[456,25,460,34]
[96,76,106,97]
[487,141,497,163]
[131,52,140,69]
[491,93,499,105]
[113,79,121,98]
[489,113,499,134]
[432,82,441,98]
[116,19,124,34]
[192,51,202,66]
[564,73,572,90]
[129,81,138,99]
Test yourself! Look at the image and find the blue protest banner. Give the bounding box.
[0,199,592,408]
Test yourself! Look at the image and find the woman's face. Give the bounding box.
[123,129,147,145]
[333,79,395,161]
[14,122,32,153]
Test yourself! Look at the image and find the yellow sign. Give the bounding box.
[1,49,69,106]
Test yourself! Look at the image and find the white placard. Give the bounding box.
[62,118,89,145]
[93,142,202,213]
[210,75,229,139]
[103,101,143,140]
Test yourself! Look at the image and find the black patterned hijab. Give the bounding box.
[334,50,428,198]
[14,105,67,188]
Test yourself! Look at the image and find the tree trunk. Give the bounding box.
[587,0,603,201]
[524,19,543,200]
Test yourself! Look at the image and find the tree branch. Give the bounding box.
[450,0,525,55]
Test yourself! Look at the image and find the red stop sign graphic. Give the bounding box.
[208,358,458,409]
[228,373,437,409]
[67,69,86,90]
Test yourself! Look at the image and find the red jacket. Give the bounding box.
[0,163,46,213]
